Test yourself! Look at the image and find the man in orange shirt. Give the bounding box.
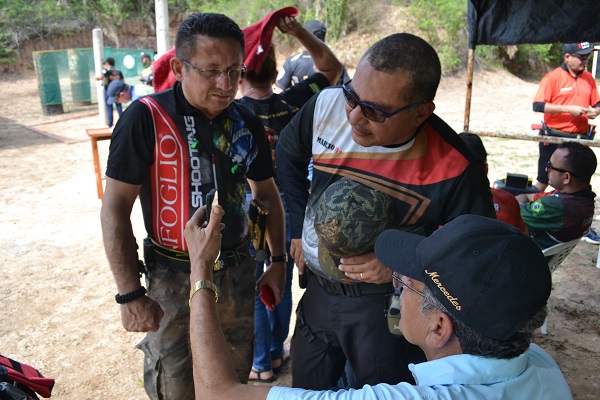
[533,42,599,193]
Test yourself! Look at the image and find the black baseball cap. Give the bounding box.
[562,42,595,55]
[304,20,326,41]
[106,80,126,105]
[374,214,551,341]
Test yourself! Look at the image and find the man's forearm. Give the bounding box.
[100,184,143,294]
[190,259,246,399]
[515,193,534,205]
[101,209,142,293]
[187,206,271,400]
[295,30,342,85]
[265,197,286,258]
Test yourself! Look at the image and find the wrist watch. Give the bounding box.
[270,254,288,263]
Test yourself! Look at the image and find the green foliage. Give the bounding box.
[0,0,91,61]
[408,0,468,75]
[324,0,346,40]
[0,0,576,76]
[498,43,563,78]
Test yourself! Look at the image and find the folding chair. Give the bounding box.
[540,238,580,334]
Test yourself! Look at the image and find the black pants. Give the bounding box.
[290,272,426,390]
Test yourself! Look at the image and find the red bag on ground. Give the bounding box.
[0,355,54,398]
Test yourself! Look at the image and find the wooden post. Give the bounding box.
[463,48,475,132]
[467,130,600,148]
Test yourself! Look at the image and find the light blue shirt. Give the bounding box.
[266,344,571,400]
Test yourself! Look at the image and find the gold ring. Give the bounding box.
[360,272,364,280]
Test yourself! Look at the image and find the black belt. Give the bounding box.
[309,269,393,297]
[148,238,248,272]
[540,126,591,140]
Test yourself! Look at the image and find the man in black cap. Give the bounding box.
[276,20,349,89]
[105,80,140,128]
[532,42,599,193]
[185,208,572,399]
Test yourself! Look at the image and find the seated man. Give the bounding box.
[184,207,572,399]
[459,133,526,232]
[517,142,597,249]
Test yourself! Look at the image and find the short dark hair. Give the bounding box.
[175,12,245,62]
[459,132,488,162]
[361,33,441,103]
[558,141,597,184]
[245,46,277,84]
[105,57,115,67]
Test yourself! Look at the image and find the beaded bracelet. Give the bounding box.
[115,287,147,304]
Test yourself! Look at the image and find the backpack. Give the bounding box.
[0,355,54,399]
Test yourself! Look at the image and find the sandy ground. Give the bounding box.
[1,69,599,399]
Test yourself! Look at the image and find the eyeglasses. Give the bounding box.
[570,53,591,62]
[546,161,577,177]
[181,60,246,82]
[342,80,427,123]
[392,274,426,298]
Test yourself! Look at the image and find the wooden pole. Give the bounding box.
[466,130,600,148]
[463,48,475,132]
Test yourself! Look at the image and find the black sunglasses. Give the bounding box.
[546,161,577,177]
[342,80,427,123]
[570,53,591,61]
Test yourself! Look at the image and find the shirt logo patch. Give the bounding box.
[532,200,545,215]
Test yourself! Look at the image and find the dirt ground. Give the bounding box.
[1,68,599,399]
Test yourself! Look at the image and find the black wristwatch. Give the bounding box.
[115,287,147,304]
[270,254,288,263]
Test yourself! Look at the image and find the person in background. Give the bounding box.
[276,20,349,90]
[459,132,526,232]
[98,58,125,127]
[185,208,572,400]
[97,57,116,87]
[533,42,599,242]
[100,12,285,399]
[105,80,141,114]
[276,32,495,390]
[238,13,343,383]
[517,141,597,249]
[140,51,154,86]
[105,77,130,128]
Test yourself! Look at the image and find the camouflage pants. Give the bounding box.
[137,250,255,400]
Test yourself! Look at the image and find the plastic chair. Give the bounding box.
[540,238,580,334]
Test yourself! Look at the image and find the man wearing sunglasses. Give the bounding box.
[101,12,286,400]
[533,42,600,193]
[276,33,495,390]
[517,142,597,250]
[186,209,572,399]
